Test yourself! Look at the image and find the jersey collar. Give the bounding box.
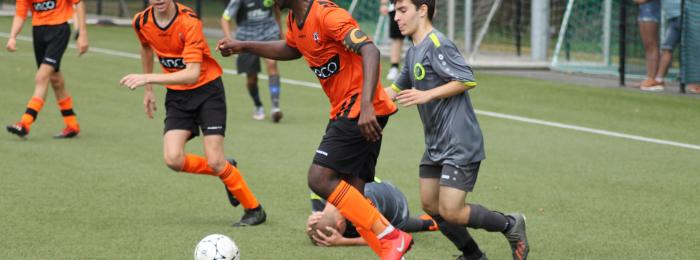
[153,3,180,31]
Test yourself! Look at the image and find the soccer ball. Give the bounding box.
[194,234,240,260]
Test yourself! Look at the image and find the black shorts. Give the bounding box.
[164,77,227,139]
[237,52,261,75]
[32,23,70,72]
[419,162,481,192]
[389,12,405,40]
[312,116,390,182]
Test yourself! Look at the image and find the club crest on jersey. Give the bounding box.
[159,57,186,69]
[33,0,56,12]
[313,32,320,43]
[310,55,340,79]
[263,0,275,8]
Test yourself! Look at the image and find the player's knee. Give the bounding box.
[49,74,64,89]
[34,72,51,86]
[421,203,439,216]
[207,158,225,173]
[438,204,463,224]
[307,168,333,198]
[163,152,184,171]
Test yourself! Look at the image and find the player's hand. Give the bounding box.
[76,34,89,56]
[306,212,324,245]
[312,227,344,247]
[6,38,17,52]
[358,104,382,142]
[120,74,150,90]
[143,89,157,119]
[396,88,433,106]
[216,38,243,57]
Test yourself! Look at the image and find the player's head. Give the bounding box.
[307,204,347,239]
[149,0,175,13]
[392,0,436,36]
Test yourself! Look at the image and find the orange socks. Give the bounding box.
[58,97,79,130]
[218,162,260,210]
[20,97,44,129]
[180,154,216,175]
[327,180,393,239]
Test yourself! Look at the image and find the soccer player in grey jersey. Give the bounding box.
[221,0,284,122]
[385,1,530,260]
[307,178,437,247]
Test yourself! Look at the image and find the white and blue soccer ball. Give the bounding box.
[194,234,240,260]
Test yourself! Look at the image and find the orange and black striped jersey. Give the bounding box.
[132,3,222,91]
[285,0,396,119]
[15,0,81,26]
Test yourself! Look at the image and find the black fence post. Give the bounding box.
[680,0,686,93]
[143,0,149,9]
[515,0,523,57]
[97,0,103,15]
[196,0,202,18]
[619,1,627,87]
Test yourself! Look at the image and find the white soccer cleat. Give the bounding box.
[386,66,399,81]
[252,106,265,120]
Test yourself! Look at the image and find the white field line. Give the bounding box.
[2,32,699,151]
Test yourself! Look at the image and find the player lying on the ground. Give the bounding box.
[217,0,413,259]
[385,0,530,259]
[6,0,88,139]
[119,0,265,227]
[307,178,437,246]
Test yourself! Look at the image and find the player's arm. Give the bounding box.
[312,227,367,247]
[217,39,302,61]
[6,0,29,52]
[220,0,239,40]
[396,81,470,106]
[385,64,411,101]
[74,0,89,55]
[121,62,201,89]
[357,42,383,142]
[140,44,157,118]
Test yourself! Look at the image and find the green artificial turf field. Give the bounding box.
[1,17,699,259]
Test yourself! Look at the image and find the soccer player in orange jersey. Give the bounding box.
[217,1,413,259]
[119,0,266,226]
[6,0,89,138]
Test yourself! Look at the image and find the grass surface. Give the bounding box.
[1,17,699,259]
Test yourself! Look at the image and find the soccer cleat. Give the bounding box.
[386,66,399,81]
[224,158,240,207]
[253,106,265,120]
[419,214,438,231]
[456,253,488,260]
[53,127,79,139]
[503,213,529,260]
[271,107,283,123]
[233,206,266,227]
[6,123,29,138]
[379,229,413,260]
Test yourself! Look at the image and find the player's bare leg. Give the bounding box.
[50,71,80,138]
[264,58,282,123]
[440,187,528,260]
[7,64,54,138]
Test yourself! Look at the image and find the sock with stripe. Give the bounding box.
[180,154,216,175]
[20,97,45,130]
[466,204,511,232]
[327,181,395,243]
[218,162,260,210]
[58,97,79,130]
[268,75,281,108]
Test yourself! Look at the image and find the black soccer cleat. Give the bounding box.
[271,108,283,123]
[503,213,529,260]
[6,123,28,138]
[53,127,79,139]
[232,206,266,227]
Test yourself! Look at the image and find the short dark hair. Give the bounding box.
[392,0,435,21]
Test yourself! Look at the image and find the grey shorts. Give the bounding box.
[419,162,481,192]
[637,0,661,23]
[236,52,261,75]
[661,17,681,50]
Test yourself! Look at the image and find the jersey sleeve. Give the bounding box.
[321,7,371,53]
[15,0,30,19]
[284,15,297,48]
[431,43,477,87]
[132,13,148,45]
[391,63,412,92]
[182,19,206,64]
[222,0,240,21]
[72,0,82,4]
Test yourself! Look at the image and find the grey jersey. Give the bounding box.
[392,30,485,166]
[222,0,280,41]
[311,180,410,233]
